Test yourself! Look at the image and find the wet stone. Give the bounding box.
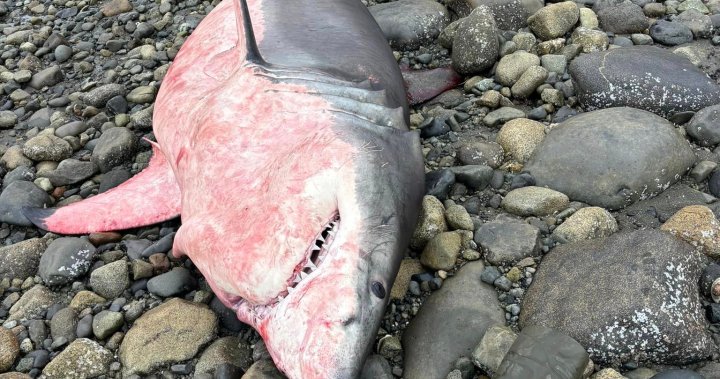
[22,135,72,162]
[50,307,77,343]
[368,0,450,50]
[552,206,618,243]
[92,310,123,339]
[451,6,500,75]
[649,20,694,45]
[0,238,48,281]
[41,339,112,379]
[475,215,541,265]
[84,84,127,108]
[89,260,129,299]
[146,267,197,297]
[92,127,137,173]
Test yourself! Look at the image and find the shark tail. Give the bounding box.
[23,144,181,234]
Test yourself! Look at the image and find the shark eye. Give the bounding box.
[371,281,386,299]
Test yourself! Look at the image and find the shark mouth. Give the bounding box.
[281,213,340,300]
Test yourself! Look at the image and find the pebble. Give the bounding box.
[0,111,18,129]
[146,267,197,297]
[54,45,72,63]
[501,186,569,217]
[50,307,78,344]
[527,1,580,40]
[411,196,448,249]
[92,127,137,172]
[8,285,56,321]
[420,232,462,270]
[511,65,548,98]
[456,140,504,168]
[92,310,124,339]
[495,51,541,86]
[84,84,127,108]
[444,204,474,231]
[28,66,64,90]
[483,107,526,127]
[449,165,494,190]
[686,104,720,147]
[89,260,129,299]
[0,327,19,372]
[552,206,618,243]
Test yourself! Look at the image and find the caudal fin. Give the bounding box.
[23,145,181,234]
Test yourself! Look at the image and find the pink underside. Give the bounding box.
[152,2,369,377]
[38,144,181,234]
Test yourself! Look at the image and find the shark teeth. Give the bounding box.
[280,213,341,301]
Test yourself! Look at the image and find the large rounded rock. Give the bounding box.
[495,51,541,87]
[451,6,499,75]
[369,0,450,50]
[570,46,720,117]
[520,229,714,366]
[596,1,649,34]
[403,261,504,379]
[524,107,696,210]
[119,298,217,375]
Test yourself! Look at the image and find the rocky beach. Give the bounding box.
[0,0,720,377]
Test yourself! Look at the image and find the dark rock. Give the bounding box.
[520,229,714,366]
[0,181,52,226]
[597,1,649,34]
[360,354,393,379]
[403,261,504,379]
[616,184,713,229]
[449,165,494,190]
[44,159,98,186]
[420,118,451,138]
[686,104,720,147]
[3,166,35,189]
[426,169,455,200]
[569,46,720,117]
[650,20,694,46]
[39,237,96,286]
[210,297,245,332]
[706,304,720,324]
[99,168,131,193]
[84,84,127,108]
[451,6,499,75]
[146,267,197,297]
[650,369,705,379]
[29,66,64,89]
[50,307,78,343]
[524,107,696,210]
[495,325,589,379]
[92,127,137,173]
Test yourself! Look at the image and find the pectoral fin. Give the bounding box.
[23,145,181,234]
[402,66,463,105]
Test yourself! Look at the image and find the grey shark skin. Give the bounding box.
[24,0,424,377]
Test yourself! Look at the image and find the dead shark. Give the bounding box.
[24,0,432,377]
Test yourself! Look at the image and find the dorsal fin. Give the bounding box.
[234,0,266,65]
[23,145,181,234]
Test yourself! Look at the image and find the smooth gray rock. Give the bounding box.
[569,46,720,117]
[29,66,64,89]
[474,216,541,265]
[3,166,35,189]
[650,20,694,45]
[39,237,96,286]
[92,127,137,173]
[146,267,197,297]
[403,261,504,379]
[360,355,393,379]
[597,1,649,33]
[524,107,696,210]
[449,165,494,190]
[51,307,78,343]
[0,181,52,226]
[369,0,450,50]
[494,325,589,379]
[520,229,714,366]
[43,159,98,186]
[686,104,720,147]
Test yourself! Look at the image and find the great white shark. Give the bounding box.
[23,0,461,377]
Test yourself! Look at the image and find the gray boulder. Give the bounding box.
[495,325,589,379]
[92,127,137,173]
[520,229,714,366]
[369,0,450,50]
[403,261,504,379]
[569,46,720,117]
[39,237,96,286]
[451,6,499,75]
[685,104,720,147]
[524,107,696,210]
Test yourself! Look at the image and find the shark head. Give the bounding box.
[170,109,424,378]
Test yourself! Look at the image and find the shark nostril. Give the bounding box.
[371,281,386,299]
